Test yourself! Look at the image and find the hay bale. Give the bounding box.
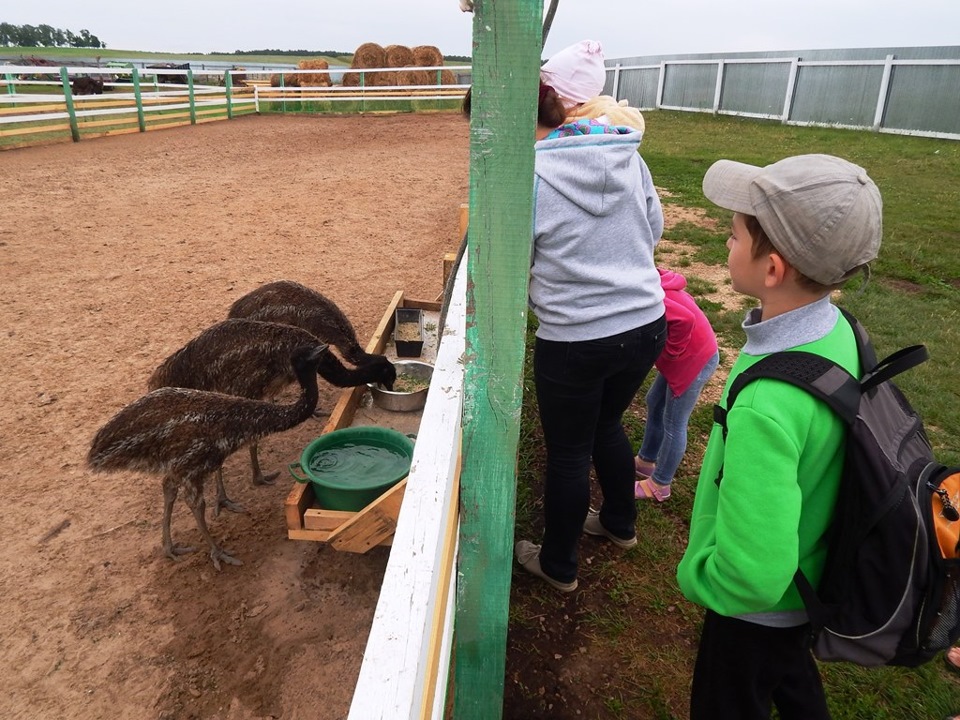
[297,59,332,87]
[384,44,415,68]
[353,43,386,68]
[345,43,388,86]
[412,45,443,69]
[270,73,300,87]
[440,69,456,85]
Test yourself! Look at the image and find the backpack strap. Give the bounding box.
[713,351,861,486]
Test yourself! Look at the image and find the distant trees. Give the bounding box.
[0,22,106,49]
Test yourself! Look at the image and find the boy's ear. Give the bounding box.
[764,252,790,288]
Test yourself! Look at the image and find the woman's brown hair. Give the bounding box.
[460,82,566,130]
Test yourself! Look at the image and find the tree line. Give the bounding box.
[0,23,106,49]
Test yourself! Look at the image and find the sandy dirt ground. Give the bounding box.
[1,113,469,720]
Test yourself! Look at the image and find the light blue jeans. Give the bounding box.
[637,350,719,487]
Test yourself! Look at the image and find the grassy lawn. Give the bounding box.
[506,110,960,719]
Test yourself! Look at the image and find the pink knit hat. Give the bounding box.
[540,40,606,106]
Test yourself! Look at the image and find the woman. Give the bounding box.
[512,82,666,591]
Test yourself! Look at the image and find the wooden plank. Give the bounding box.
[284,477,314,531]
[454,1,543,717]
[458,202,470,241]
[0,123,71,137]
[401,298,442,312]
[418,448,461,717]
[328,478,408,553]
[303,507,356,531]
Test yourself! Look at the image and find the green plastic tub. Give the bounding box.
[289,426,415,511]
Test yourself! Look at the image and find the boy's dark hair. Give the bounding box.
[460,82,566,129]
[744,215,842,294]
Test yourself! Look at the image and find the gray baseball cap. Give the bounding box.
[702,154,882,285]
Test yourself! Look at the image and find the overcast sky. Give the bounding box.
[5,0,959,61]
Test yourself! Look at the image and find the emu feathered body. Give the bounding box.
[147,319,396,508]
[88,343,325,569]
[227,280,389,369]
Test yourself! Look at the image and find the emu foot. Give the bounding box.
[312,409,331,419]
[209,546,243,571]
[165,543,197,561]
[213,492,246,518]
[253,470,280,487]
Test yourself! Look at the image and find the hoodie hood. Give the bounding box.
[658,267,688,292]
[535,121,643,217]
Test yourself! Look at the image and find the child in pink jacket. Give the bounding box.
[635,268,719,501]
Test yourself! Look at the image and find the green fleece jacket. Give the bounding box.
[677,297,859,622]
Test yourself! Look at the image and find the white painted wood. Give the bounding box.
[348,260,466,720]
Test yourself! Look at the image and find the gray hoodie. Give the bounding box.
[531,126,665,341]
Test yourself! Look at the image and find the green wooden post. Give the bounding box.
[5,73,15,96]
[187,69,196,125]
[360,69,366,114]
[224,70,234,119]
[59,67,81,142]
[454,0,543,718]
[131,68,146,133]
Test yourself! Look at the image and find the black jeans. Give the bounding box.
[691,611,831,720]
[533,315,666,583]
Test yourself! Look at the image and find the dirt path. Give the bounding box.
[1,113,468,720]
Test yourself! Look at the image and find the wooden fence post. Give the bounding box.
[5,72,15,96]
[187,69,197,125]
[59,67,80,142]
[224,70,234,119]
[131,68,146,133]
[454,0,542,717]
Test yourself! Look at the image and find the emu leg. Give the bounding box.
[249,443,279,486]
[161,478,196,560]
[212,467,245,517]
[182,479,242,571]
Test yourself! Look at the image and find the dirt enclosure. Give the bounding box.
[1,114,469,719]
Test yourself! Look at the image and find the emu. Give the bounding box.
[147,318,397,513]
[88,343,326,570]
[228,280,391,369]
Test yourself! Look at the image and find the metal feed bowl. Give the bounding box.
[368,360,434,412]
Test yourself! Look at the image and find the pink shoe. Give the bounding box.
[635,458,655,479]
[635,477,671,502]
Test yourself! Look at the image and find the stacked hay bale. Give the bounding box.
[270,73,301,87]
[297,59,332,87]
[411,45,444,86]
[384,44,415,86]
[342,43,387,87]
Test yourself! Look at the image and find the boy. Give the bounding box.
[676,154,883,719]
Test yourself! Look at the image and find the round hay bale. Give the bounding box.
[352,43,386,69]
[412,45,443,69]
[270,73,300,87]
[440,69,456,85]
[395,70,418,86]
[342,71,360,87]
[297,59,332,87]
[384,45,415,68]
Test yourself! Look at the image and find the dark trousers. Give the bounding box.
[691,611,831,720]
[533,315,666,583]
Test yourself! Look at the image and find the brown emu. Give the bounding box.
[228,280,392,370]
[88,343,326,570]
[147,318,397,513]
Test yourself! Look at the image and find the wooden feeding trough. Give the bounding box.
[284,290,442,553]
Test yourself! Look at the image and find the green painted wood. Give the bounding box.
[5,73,15,96]
[454,1,543,718]
[59,67,80,142]
[131,68,146,132]
[224,71,234,120]
[187,70,196,125]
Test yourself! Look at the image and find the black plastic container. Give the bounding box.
[394,308,424,358]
